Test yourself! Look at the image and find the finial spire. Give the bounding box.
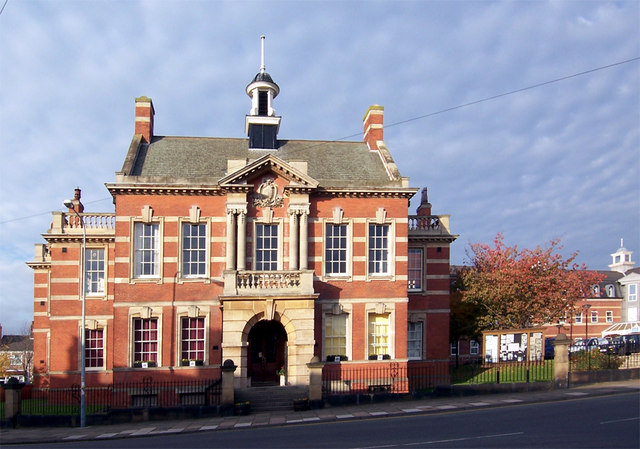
[260,35,266,73]
[621,238,624,248]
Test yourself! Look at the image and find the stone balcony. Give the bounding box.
[223,269,315,297]
[408,214,456,241]
[49,211,116,236]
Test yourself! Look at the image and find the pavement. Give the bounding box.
[1,380,638,445]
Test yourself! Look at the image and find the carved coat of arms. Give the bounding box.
[253,177,283,208]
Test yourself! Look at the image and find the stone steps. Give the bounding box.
[235,385,309,413]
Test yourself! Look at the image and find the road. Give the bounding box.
[6,392,639,449]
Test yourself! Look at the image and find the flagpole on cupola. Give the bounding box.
[260,35,266,73]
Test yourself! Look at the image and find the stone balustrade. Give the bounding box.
[223,269,315,297]
[408,214,451,236]
[50,211,115,235]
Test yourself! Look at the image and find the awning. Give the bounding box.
[601,321,640,337]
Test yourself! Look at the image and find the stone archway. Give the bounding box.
[220,297,316,388]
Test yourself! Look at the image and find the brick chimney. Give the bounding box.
[135,96,155,143]
[363,105,384,150]
[416,187,432,216]
[67,187,85,214]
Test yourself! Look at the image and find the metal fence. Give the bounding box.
[450,359,553,385]
[569,349,640,372]
[321,359,553,398]
[7,377,221,417]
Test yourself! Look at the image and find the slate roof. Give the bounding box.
[125,136,402,188]
[0,335,33,352]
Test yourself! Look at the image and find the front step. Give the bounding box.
[235,385,309,413]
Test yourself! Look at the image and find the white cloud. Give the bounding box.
[0,0,638,332]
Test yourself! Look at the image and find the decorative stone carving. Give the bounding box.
[253,177,283,208]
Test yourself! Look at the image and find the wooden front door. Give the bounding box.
[248,320,287,384]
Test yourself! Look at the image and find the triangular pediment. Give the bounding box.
[620,271,640,283]
[218,154,319,189]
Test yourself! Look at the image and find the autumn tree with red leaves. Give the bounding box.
[461,234,602,330]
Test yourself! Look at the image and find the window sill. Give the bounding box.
[177,277,210,284]
[366,275,394,281]
[130,277,162,284]
[133,361,158,368]
[323,275,351,282]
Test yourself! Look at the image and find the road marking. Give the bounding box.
[401,431,525,446]
[370,411,389,416]
[234,422,252,428]
[131,427,155,436]
[63,435,86,440]
[96,433,118,439]
[600,417,640,425]
[501,399,523,403]
[469,402,490,406]
[199,425,218,431]
[303,417,321,422]
[436,405,457,410]
[337,414,354,419]
[402,408,422,413]
[149,427,184,434]
[566,392,588,396]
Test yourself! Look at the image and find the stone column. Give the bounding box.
[289,212,298,270]
[237,212,246,270]
[299,212,308,270]
[307,356,325,405]
[553,333,570,389]
[226,211,236,270]
[220,359,237,415]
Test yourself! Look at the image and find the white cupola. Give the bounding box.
[245,35,281,149]
[609,239,635,274]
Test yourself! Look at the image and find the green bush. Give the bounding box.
[570,349,623,371]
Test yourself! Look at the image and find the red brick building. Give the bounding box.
[28,50,456,388]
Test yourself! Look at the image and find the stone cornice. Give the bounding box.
[106,183,224,196]
[26,261,51,270]
[42,234,115,244]
[408,234,459,243]
[316,187,418,199]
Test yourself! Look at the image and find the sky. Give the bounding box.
[0,1,638,334]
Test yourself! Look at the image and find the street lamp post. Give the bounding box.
[64,200,86,428]
[584,304,592,341]
[583,303,592,371]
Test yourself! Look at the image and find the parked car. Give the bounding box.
[608,336,626,355]
[570,339,587,353]
[614,334,640,355]
[591,337,611,353]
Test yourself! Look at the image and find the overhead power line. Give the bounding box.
[330,56,640,142]
[1,57,637,226]
[0,197,112,225]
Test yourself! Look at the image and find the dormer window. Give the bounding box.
[592,285,599,296]
[606,285,615,297]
